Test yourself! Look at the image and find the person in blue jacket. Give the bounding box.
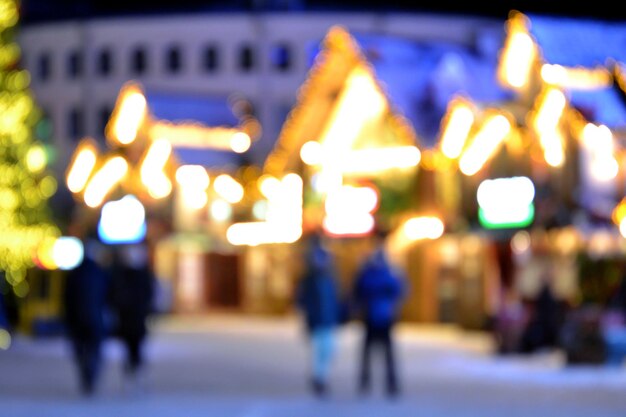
[296,233,341,397]
[353,231,406,398]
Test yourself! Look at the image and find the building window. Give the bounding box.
[68,107,84,141]
[165,46,182,74]
[271,43,291,72]
[98,105,112,137]
[131,47,148,76]
[37,52,51,82]
[238,45,255,72]
[67,50,83,79]
[201,45,219,73]
[97,48,112,76]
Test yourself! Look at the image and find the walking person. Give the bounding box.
[63,240,110,396]
[352,231,406,398]
[109,243,155,395]
[295,233,342,397]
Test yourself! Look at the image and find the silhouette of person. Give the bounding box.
[63,240,110,396]
[521,278,560,353]
[295,232,341,397]
[109,244,155,394]
[353,231,406,398]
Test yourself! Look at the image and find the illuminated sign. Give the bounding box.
[477,176,535,229]
[98,195,147,244]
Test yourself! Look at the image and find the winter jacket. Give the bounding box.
[353,250,405,329]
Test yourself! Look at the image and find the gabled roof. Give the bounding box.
[348,33,509,147]
[106,82,259,169]
[264,26,420,177]
[264,26,508,177]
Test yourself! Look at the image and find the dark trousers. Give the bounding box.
[121,334,145,374]
[359,324,399,395]
[70,334,103,395]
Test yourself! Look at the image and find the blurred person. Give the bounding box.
[352,231,406,398]
[295,232,342,397]
[109,243,155,395]
[63,240,110,396]
[602,272,626,366]
[520,277,561,353]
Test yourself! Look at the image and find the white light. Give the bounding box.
[51,237,84,270]
[176,165,209,189]
[98,195,146,244]
[300,141,323,165]
[441,105,474,159]
[323,185,379,236]
[477,176,535,209]
[214,174,244,204]
[210,199,232,222]
[403,216,444,240]
[230,132,251,153]
[252,200,268,220]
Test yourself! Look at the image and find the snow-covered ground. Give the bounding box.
[1,314,625,417]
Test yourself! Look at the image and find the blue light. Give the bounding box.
[98,195,147,244]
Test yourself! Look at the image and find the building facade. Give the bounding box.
[17,12,502,174]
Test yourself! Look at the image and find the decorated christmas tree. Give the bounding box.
[0,0,59,299]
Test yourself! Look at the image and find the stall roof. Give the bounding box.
[307,31,510,148]
[527,14,626,67]
[145,91,242,128]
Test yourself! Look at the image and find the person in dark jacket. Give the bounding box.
[296,234,341,397]
[109,244,155,393]
[63,241,110,396]
[353,235,406,398]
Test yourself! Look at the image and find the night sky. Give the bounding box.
[18,0,626,24]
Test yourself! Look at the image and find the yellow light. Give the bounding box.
[230,132,251,153]
[110,88,147,145]
[511,230,531,255]
[66,146,98,193]
[459,114,511,176]
[532,88,566,167]
[341,146,420,174]
[402,216,444,240]
[214,174,244,204]
[0,328,10,350]
[534,88,566,133]
[540,131,565,167]
[499,29,535,89]
[258,175,281,198]
[141,139,172,199]
[620,219,626,239]
[300,141,323,166]
[26,145,47,173]
[318,66,387,156]
[541,64,612,90]
[540,64,568,85]
[150,123,249,151]
[83,156,129,208]
[36,237,58,270]
[441,102,475,159]
[582,123,619,182]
